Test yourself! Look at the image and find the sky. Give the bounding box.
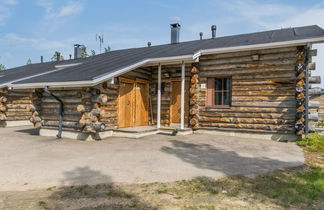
[0,0,323,87]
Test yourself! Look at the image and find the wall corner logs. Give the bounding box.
[295,46,307,135]
[295,46,320,136]
[0,88,38,125]
[35,82,118,134]
[189,63,200,129]
[0,88,8,122]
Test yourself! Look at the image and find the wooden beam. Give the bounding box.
[180,61,185,130]
[157,64,161,129]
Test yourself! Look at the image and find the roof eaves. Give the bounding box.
[194,36,324,58]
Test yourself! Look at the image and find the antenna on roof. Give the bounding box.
[96,34,104,53]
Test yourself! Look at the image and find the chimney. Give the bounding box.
[74,44,82,59]
[199,32,203,40]
[40,56,44,63]
[56,52,61,61]
[170,23,181,44]
[211,25,217,39]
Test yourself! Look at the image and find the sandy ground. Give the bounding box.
[0,126,304,191]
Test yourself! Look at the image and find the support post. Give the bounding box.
[305,43,312,136]
[180,61,185,130]
[157,64,161,129]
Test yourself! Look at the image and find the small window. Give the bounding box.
[207,77,231,107]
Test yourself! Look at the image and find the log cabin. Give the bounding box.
[1,24,324,140]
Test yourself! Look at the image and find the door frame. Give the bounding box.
[118,77,149,128]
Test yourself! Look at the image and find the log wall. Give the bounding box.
[40,83,118,133]
[0,89,35,124]
[195,46,299,134]
[311,95,324,120]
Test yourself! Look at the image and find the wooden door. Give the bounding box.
[170,80,189,124]
[118,81,134,128]
[135,81,148,126]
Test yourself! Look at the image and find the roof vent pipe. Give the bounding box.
[199,32,203,40]
[147,42,151,47]
[211,25,217,39]
[56,52,61,61]
[74,44,82,59]
[41,56,43,63]
[170,23,181,44]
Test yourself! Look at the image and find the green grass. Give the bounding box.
[297,133,324,152]
[317,119,324,128]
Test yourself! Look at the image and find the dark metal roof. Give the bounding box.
[5,25,324,86]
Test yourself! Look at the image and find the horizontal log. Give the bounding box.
[42,115,80,122]
[200,47,296,60]
[6,111,31,116]
[232,79,295,86]
[309,49,317,57]
[6,116,31,121]
[309,101,320,108]
[308,62,316,70]
[199,116,294,125]
[43,121,83,130]
[232,96,295,102]
[232,101,296,108]
[6,104,28,109]
[201,106,294,113]
[200,53,296,66]
[309,113,318,121]
[42,97,82,104]
[198,122,294,131]
[199,65,294,74]
[309,76,321,84]
[199,111,295,120]
[309,88,322,95]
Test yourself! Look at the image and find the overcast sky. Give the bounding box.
[0,0,323,87]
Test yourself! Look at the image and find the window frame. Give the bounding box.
[206,77,232,107]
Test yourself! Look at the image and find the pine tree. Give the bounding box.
[0,64,5,71]
[81,46,88,58]
[26,58,32,65]
[104,46,111,53]
[51,51,64,61]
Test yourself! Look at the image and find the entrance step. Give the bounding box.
[158,127,193,136]
[113,126,159,138]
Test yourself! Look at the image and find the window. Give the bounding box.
[207,77,231,107]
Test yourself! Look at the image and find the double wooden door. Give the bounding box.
[118,78,149,128]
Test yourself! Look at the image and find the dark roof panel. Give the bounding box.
[7,25,324,86]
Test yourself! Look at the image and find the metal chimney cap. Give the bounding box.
[211,25,217,30]
[147,42,152,47]
[170,23,181,28]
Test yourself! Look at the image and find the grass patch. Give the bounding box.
[297,133,324,152]
[38,200,48,209]
[317,119,324,128]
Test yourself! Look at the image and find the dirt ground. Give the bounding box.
[0,126,304,191]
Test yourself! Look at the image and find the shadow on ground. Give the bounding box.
[16,128,39,136]
[43,167,156,209]
[161,140,302,176]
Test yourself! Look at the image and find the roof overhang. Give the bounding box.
[8,36,324,89]
[193,36,324,59]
